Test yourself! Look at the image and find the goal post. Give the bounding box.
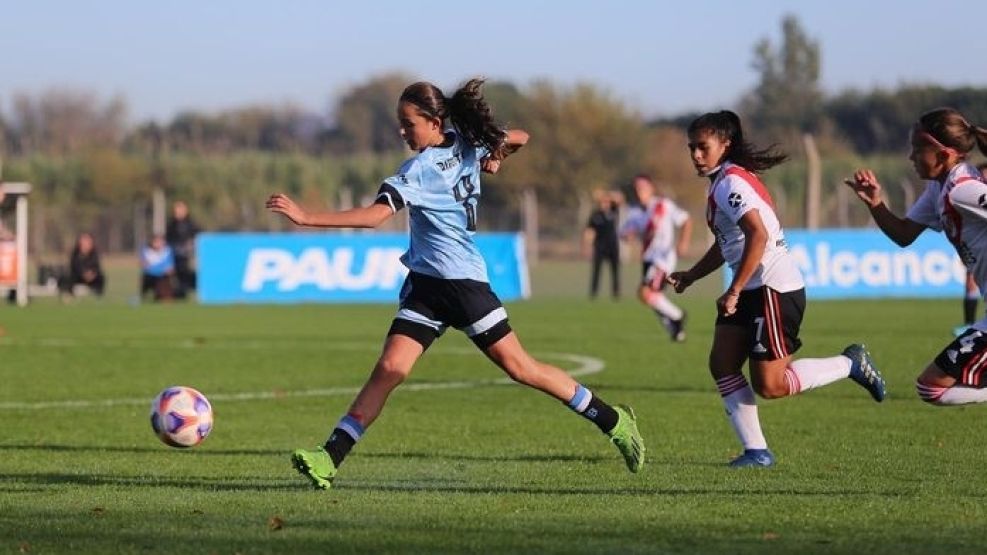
[0,182,32,306]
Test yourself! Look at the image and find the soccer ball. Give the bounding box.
[150,386,213,448]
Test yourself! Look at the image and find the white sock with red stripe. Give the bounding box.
[783,356,852,395]
[647,291,683,320]
[917,382,987,405]
[715,374,768,450]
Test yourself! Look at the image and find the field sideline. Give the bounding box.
[1,261,984,554]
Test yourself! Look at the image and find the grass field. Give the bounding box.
[1,261,985,554]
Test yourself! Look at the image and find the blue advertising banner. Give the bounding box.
[197,232,530,304]
[724,229,965,299]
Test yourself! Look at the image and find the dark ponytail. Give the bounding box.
[449,78,506,155]
[399,78,505,154]
[917,107,987,159]
[688,110,787,173]
[970,125,987,158]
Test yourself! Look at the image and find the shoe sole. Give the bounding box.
[846,346,886,403]
[291,452,332,490]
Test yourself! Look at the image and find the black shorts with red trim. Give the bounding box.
[934,328,987,387]
[387,271,512,351]
[716,286,805,361]
[640,262,669,291]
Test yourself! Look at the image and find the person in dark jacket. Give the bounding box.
[68,232,105,296]
[165,200,200,299]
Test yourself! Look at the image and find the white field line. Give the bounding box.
[0,342,604,411]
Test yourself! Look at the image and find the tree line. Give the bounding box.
[1,16,984,256]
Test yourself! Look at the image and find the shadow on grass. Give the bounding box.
[358,450,612,463]
[0,470,901,498]
[0,443,285,456]
[0,472,299,492]
[0,443,614,464]
[334,480,898,498]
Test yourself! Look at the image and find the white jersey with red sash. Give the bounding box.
[706,161,804,292]
[621,196,690,272]
[906,162,987,323]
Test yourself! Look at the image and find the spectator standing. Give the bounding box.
[165,200,199,299]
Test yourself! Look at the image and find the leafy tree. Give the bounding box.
[743,15,823,137]
[828,85,987,154]
[7,89,127,155]
[328,72,413,154]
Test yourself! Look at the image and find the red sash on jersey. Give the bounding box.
[643,199,666,247]
[725,166,776,209]
[706,165,776,229]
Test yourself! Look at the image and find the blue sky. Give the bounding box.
[3,0,985,123]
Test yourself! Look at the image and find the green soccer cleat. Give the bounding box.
[608,405,646,473]
[290,447,337,490]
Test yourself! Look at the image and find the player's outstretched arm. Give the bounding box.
[844,170,925,247]
[266,194,394,229]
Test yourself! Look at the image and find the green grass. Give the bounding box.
[1,261,984,553]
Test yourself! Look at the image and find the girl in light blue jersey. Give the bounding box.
[267,78,644,490]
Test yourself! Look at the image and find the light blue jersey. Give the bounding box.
[375,129,490,282]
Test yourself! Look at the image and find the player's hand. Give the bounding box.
[266,193,308,226]
[666,271,695,294]
[481,158,502,174]
[716,289,740,317]
[844,170,884,209]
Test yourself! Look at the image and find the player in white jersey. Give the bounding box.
[620,175,692,341]
[668,110,887,468]
[846,107,987,408]
[952,162,987,336]
[267,79,644,490]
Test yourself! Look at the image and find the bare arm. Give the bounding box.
[711,210,770,315]
[667,241,724,293]
[482,129,530,174]
[266,194,394,229]
[845,170,925,247]
[675,216,693,258]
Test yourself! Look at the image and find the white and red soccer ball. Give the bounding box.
[150,386,213,448]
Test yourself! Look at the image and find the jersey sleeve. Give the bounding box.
[474,143,491,161]
[375,158,422,213]
[714,176,759,224]
[946,180,987,220]
[905,182,941,231]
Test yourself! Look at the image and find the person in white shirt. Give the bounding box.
[669,110,887,468]
[846,107,987,408]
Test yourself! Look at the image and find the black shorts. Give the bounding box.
[934,328,987,387]
[716,286,805,361]
[388,272,512,350]
[640,262,669,291]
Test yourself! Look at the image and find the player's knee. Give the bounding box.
[916,379,947,405]
[372,357,410,386]
[753,381,788,399]
[637,288,651,304]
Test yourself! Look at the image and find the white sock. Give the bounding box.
[784,356,852,395]
[917,382,987,405]
[651,294,683,320]
[715,374,768,450]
